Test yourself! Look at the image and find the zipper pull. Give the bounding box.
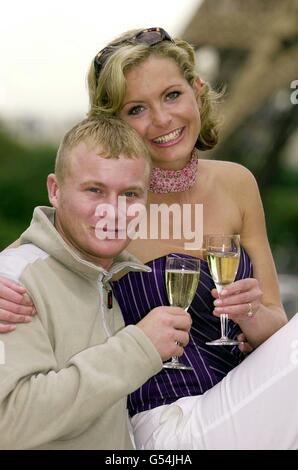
[107,289,113,309]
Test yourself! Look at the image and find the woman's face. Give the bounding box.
[119,55,201,170]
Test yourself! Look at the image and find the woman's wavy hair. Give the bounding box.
[87,28,221,151]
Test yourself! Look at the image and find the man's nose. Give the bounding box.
[106,195,127,221]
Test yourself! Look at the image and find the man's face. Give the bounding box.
[48,142,149,269]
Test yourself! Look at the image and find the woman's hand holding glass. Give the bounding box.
[212,277,263,321]
[205,234,263,348]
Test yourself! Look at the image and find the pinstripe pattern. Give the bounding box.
[112,248,252,417]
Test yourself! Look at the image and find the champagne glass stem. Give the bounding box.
[220,313,229,340]
[172,308,187,364]
[171,353,180,365]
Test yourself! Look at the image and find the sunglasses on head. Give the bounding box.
[93,27,174,82]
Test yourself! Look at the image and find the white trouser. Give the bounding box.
[131,312,298,450]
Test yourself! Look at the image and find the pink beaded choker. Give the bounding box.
[149,149,199,193]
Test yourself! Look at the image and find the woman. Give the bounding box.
[1,27,295,449]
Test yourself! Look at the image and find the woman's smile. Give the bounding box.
[151,126,185,147]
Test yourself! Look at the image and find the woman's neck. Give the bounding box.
[149,148,199,194]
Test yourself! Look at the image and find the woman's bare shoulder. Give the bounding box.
[199,159,257,188]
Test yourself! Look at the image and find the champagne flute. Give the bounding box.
[205,234,241,346]
[163,256,200,370]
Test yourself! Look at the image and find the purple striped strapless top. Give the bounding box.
[112,248,253,417]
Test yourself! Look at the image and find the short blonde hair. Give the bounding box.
[55,116,152,183]
[87,28,220,151]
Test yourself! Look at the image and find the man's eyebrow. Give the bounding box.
[79,182,145,192]
[80,181,105,188]
[123,186,145,192]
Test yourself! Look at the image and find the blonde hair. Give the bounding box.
[87,28,220,151]
[55,116,152,183]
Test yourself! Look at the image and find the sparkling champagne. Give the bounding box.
[165,269,200,310]
[207,251,240,291]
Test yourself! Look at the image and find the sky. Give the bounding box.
[0,0,201,121]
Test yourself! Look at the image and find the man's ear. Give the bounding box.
[47,174,60,208]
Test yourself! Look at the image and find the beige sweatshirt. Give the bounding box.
[0,206,162,450]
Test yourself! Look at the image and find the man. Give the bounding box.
[0,117,191,450]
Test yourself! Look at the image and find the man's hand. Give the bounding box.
[136,306,192,362]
